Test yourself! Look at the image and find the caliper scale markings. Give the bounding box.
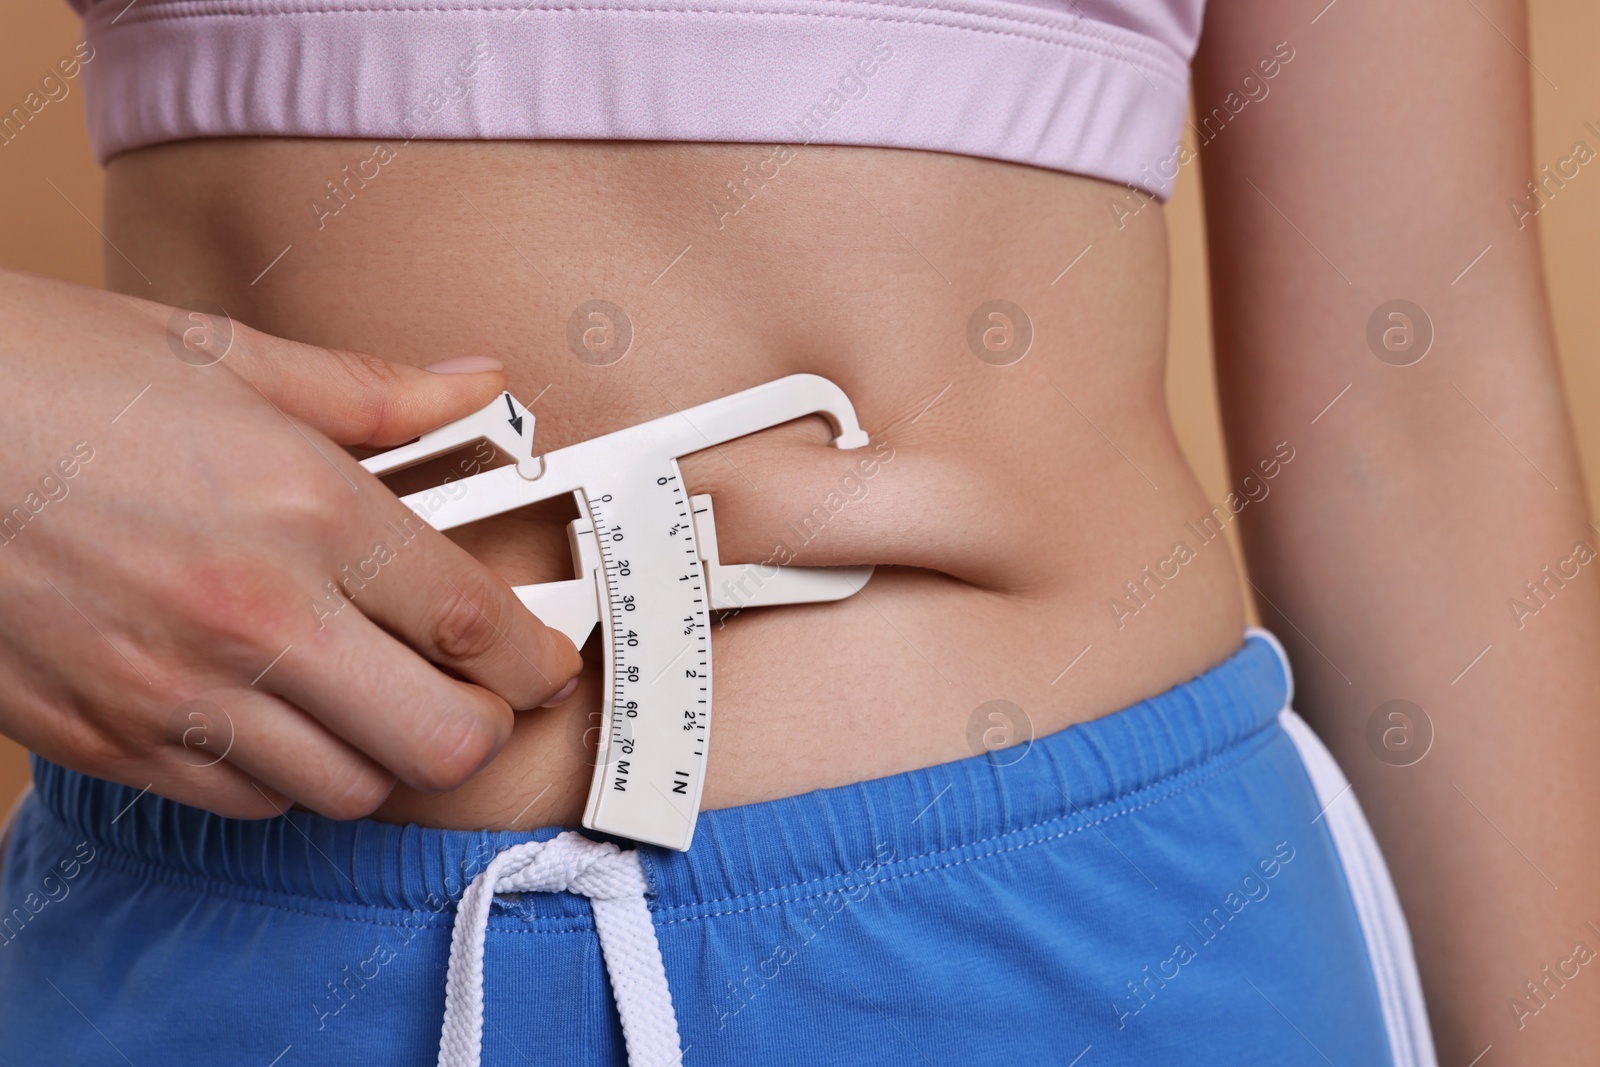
[361,374,874,850]
[580,462,714,846]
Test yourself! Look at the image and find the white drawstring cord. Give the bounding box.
[436,830,684,1067]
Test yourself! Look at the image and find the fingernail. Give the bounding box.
[539,677,580,708]
[425,356,503,374]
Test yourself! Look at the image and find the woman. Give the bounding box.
[0,0,1595,1063]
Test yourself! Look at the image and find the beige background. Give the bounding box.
[2,2,1596,816]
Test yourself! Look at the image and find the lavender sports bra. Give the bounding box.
[67,0,1202,198]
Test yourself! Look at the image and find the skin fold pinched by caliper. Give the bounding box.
[360,374,875,850]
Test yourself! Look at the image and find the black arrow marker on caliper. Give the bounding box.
[504,393,524,436]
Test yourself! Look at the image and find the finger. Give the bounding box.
[210,318,509,448]
[348,518,585,711]
[59,745,289,822]
[197,688,399,821]
[3,689,291,820]
[257,603,521,793]
[144,759,295,822]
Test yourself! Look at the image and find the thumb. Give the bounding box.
[214,319,508,448]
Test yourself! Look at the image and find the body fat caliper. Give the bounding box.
[361,374,875,851]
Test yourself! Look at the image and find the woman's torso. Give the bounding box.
[103,137,1245,830]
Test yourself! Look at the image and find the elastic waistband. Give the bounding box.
[28,631,1290,921]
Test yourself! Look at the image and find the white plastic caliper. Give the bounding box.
[361,374,874,851]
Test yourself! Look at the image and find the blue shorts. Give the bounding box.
[0,629,1435,1066]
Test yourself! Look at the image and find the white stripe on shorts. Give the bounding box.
[1248,626,1438,1067]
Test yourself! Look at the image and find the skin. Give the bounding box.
[95,138,1245,831]
[0,0,1588,1060]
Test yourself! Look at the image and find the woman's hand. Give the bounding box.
[0,269,583,820]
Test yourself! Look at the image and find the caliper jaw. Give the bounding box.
[511,498,873,649]
[689,495,873,611]
[512,519,605,649]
